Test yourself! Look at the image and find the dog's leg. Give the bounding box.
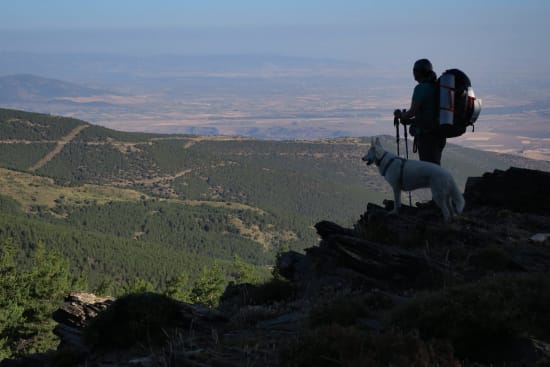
[388,188,401,216]
[448,196,457,218]
[433,193,451,222]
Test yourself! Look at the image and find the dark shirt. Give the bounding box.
[411,81,437,133]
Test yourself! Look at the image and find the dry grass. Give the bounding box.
[0,167,147,212]
[229,216,297,251]
[280,325,459,367]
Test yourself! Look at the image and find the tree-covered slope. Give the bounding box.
[0,206,235,290]
[1,107,549,292]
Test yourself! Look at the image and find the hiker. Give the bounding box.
[394,58,446,165]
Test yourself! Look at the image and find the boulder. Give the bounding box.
[465,167,550,214]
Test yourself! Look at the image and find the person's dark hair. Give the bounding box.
[413,59,436,81]
[414,59,432,72]
[426,70,437,82]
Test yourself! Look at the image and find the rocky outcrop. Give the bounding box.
[52,291,114,351]
[278,221,451,294]
[277,168,550,298]
[30,292,229,367]
[465,167,550,214]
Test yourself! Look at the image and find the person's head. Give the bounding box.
[413,59,436,82]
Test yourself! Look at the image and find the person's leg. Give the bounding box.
[417,134,446,165]
[430,135,446,165]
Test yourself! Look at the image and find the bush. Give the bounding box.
[84,292,184,348]
[248,278,296,305]
[391,273,550,363]
[163,272,191,302]
[220,278,295,311]
[188,262,226,308]
[120,277,155,296]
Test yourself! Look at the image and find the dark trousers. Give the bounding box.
[416,133,446,165]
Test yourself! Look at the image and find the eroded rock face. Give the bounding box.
[49,292,114,353]
[53,292,114,329]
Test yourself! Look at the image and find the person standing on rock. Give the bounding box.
[394,58,446,165]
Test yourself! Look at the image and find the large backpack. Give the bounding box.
[437,69,482,138]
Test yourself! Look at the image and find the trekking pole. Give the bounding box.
[403,124,413,207]
[394,115,400,157]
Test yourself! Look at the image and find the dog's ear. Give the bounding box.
[374,137,385,154]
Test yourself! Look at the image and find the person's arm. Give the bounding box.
[395,84,423,124]
[400,100,420,122]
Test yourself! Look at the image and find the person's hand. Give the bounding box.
[399,109,409,124]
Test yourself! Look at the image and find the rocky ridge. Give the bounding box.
[2,167,550,367]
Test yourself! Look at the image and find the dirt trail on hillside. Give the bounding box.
[130,169,193,185]
[29,125,89,171]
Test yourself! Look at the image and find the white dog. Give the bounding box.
[362,137,464,221]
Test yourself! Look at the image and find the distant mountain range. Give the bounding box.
[0,74,112,102]
[2,68,549,163]
[0,52,371,81]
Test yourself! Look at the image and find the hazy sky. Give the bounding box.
[1,0,549,72]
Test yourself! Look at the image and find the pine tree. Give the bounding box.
[189,263,225,307]
[94,278,114,296]
[164,272,191,302]
[121,277,155,295]
[0,241,73,357]
[0,240,25,359]
[232,255,260,284]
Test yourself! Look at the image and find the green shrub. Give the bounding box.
[391,273,550,362]
[163,272,191,302]
[120,277,155,296]
[231,255,261,284]
[249,278,296,305]
[220,278,295,315]
[188,262,226,308]
[84,292,184,348]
